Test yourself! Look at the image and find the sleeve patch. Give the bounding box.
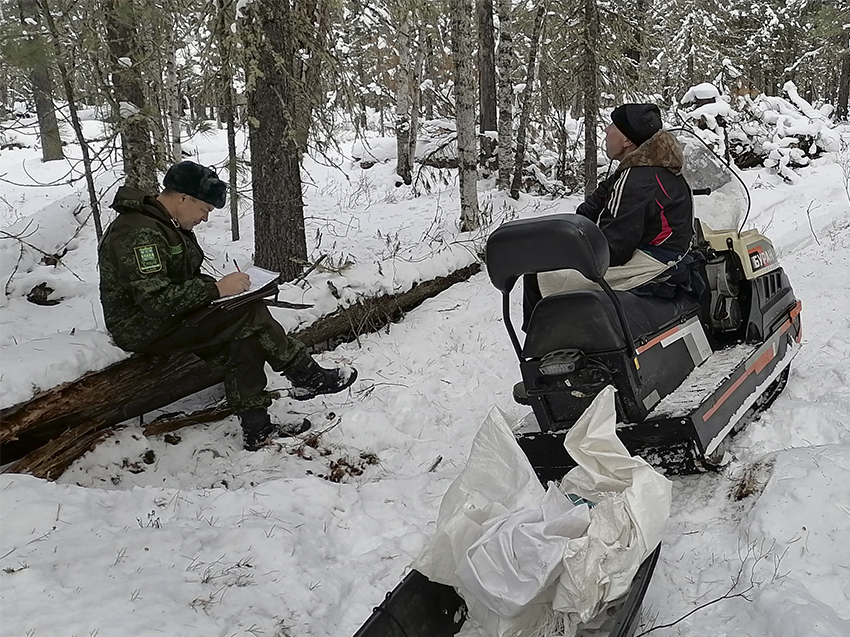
[134,244,163,273]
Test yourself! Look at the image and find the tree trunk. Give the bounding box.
[495,0,513,190]
[244,0,307,281]
[395,8,413,185]
[165,20,182,162]
[424,34,435,121]
[582,0,599,195]
[293,0,331,154]
[450,0,480,231]
[478,0,497,135]
[837,33,850,121]
[226,101,239,240]
[104,0,158,193]
[217,0,239,241]
[18,0,63,162]
[29,66,63,162]
[510,3,546,200]
[409,27,424,168]
[37,0,102,237]
[150,85,170,171]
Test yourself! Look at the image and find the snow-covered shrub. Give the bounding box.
[730,82,839,182]
[679,74,840,183]
[679,82,739,156]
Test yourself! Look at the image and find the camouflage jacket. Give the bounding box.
[98,186,219,350]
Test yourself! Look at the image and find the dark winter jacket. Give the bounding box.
[98,186,219,350]
[577,130,693,267]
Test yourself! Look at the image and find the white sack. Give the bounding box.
[456,485,590,618]
[413,406,555,636]
[413,388,672,637]
[554,386,672,629]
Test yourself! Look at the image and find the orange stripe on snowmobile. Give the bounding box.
[780,300,803,342]
[636,325,681,355]
[790,300,802,320]
[705,301,801,421]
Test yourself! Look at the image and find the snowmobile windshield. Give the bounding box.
[672,129,748,233]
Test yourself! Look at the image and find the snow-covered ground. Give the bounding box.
[2,114,850,637]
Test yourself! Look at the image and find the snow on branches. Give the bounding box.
[678,78,841,183]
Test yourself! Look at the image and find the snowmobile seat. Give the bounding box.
[486,213,700,357]
[523,289,701,357]
[487,213,609,295]
[487,213,709,429]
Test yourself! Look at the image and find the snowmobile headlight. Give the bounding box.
[539,349,584,376]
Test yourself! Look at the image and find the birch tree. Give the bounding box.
[449,0,480,231]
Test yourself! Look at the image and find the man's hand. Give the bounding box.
[216,272,251,297]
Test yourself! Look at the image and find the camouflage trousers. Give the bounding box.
[137,301,304,412]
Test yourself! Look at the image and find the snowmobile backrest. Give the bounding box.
[486,214,609,293]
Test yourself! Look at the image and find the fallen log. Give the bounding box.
[1,262,481,476]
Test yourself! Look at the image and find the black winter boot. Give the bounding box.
[239,408,275,451]
[284,351,358,401]
[238,408,311,451]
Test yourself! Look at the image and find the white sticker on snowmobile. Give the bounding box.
[637,316,711,366]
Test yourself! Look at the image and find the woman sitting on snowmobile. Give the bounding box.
[524,104,697,327]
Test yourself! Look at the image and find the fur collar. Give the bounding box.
[617,129,684,175]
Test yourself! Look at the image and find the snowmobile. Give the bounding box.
[351,132,800,637]
[489,130,802,478]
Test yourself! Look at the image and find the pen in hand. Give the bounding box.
[233,260,241,272]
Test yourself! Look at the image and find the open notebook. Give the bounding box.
[211,265,280,304]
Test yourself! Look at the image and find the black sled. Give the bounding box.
[353,545,661,637]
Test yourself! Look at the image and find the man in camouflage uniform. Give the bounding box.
[99,161,357,450]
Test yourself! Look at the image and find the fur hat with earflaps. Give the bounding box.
[163,161,227,209]
[611,103,662,147]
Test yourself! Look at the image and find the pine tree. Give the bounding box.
[17,0,63,161]
[103,0,158,193]
[242,0,308,280]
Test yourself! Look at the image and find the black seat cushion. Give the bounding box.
[522,289,701,358]
[486,214,609,293]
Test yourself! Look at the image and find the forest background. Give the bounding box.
[1,0,848,285]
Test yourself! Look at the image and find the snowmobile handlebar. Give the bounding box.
[692,187,712,196]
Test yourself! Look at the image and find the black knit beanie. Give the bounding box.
[163,161,227,209]
[611,103,662,146]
